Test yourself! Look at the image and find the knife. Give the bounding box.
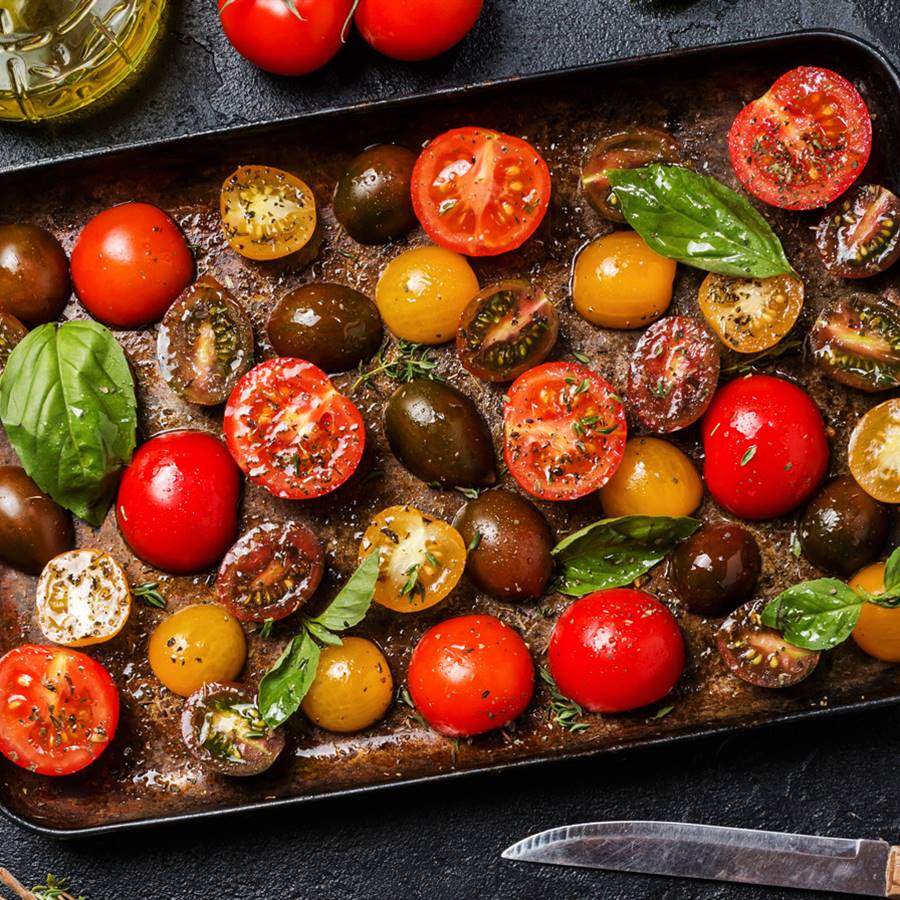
[502,821,900,896]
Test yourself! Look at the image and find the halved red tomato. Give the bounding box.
[0,644,119,775]
[728,66,872,210]
[224,358,365,500]
[503,362,627,501]
[411,126,551,257]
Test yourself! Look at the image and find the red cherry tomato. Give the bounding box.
[728,66,872,210]
[407,614,534,737]
[70,202,194,329]
[217,0,354,76]
[702,375,829,520]
[116,430,241,574]
[548,589,684,714]
[411,127,551,257]
[0,644,119,775]
[224,358,365,500]
[355,0,483,61]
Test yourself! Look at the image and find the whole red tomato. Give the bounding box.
[116,431,241,574]
[355,0,483,61]
[407,614,534,737]
[702,374,829,520]
[548,589,684,714]
[218,0,354,76]
[70,202,194,329]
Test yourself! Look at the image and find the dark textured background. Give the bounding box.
[1,2,900,898]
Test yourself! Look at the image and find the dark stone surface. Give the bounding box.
[2,1,900,898]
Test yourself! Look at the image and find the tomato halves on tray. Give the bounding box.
[503,362,627,501]
[0,644,119,775]
[224,358,365,500]
[728,66,872,210]
[411,126,551,256]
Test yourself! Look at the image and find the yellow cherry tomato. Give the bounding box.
[301,637,393,733]
[572,231,675,329]
[599,436,702,517]
[375,246,479,344]
[850,562,900,661]
[220,165,317,261]
[148,604,247,697]
[359,505,466,612]
[849,398,900,503]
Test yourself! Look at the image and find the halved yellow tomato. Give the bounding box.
[358,505,466,612]
[220,165,316,261]
[698,273,803,353]
[36,549,131,647]
[849,398,900,503]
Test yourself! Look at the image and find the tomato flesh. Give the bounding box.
[0,644,119,775]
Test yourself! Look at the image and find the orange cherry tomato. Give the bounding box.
[850,562,900,662]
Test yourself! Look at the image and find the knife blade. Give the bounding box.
[502,821,900,896]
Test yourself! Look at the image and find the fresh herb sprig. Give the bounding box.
[0,869,85,900]
[539,666,588,734]
[353,340,439,390]
[132,581,166,609]
[722,339,803,375]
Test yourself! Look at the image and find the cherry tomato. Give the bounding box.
[548,589,684,713]
[217,0,354,76]
[71,202,194,328]
[116,430,241,574]
[627,316,720,433]
[728,66,872,210]
[411,127,551,257]
[407,614,534,737]
[355,0,483,61]
[848,398,900,503]
[698,273,804,354]
[0,310,27,375]
[358,505,466,613]
[503,362,627,501]
[225,359,364,500]
[702,375,829,520]
[0,644,119,775]
[849,562,900,661]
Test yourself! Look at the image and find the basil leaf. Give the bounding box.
[883,545,900,596]
[552,515,700,597]
[305,552,380,632]
[304,620,343,647]
[760,579,863,650]
[0,322,137,526]
[607,164,794,278]
[257,629,320,729]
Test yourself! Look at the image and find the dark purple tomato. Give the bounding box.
[0,224,70,325]
[0,311,27,375]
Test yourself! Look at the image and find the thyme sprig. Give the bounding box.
[353,340,439,390]
[722,338,803,375]
[539,665,589,734]
[132,582,166,609]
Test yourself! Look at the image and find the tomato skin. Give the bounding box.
[0,644,119,775]
[702,375,829,520]
[355,0,482,61]
[116,431,241,574]
[549,589,684,714]
[217,0,353,76]
[408,614,534,737]
[71,202,194,329]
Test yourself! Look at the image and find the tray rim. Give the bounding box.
[2,25,900,839]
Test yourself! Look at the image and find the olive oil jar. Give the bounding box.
[0,0,166,122]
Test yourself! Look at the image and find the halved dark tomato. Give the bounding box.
[503,361,627,501]
[699,272,804,354]
[816,184,900,278]
[224,358,365,500]
[581,128,680,222]
[217,522,324,622]
[0,644,119,775]
[728,66,872,210]
[411,126,551,257]
[181,682,284,777]
[0,310,27,374]
[810,292,900,392]
[717,602,819,688]
[456,279,559,382]
[220,165,317,261]
[627,316,720,434]
[157,276,254,406]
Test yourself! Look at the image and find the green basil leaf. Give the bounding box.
[883,546,900,596]
[0,322,137,526]
[607,164,795,278]
[552,515,700,597]
[257,629,321,729]
[304,620,343,647]
[305,552,380,632]
[760,579,863,650]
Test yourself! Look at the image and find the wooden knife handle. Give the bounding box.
[887,846,900,896]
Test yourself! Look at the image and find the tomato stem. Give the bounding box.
[342,0,361,44]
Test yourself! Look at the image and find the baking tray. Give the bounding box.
[3,29,900,838]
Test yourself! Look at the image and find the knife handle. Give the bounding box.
[888,846,900,896]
